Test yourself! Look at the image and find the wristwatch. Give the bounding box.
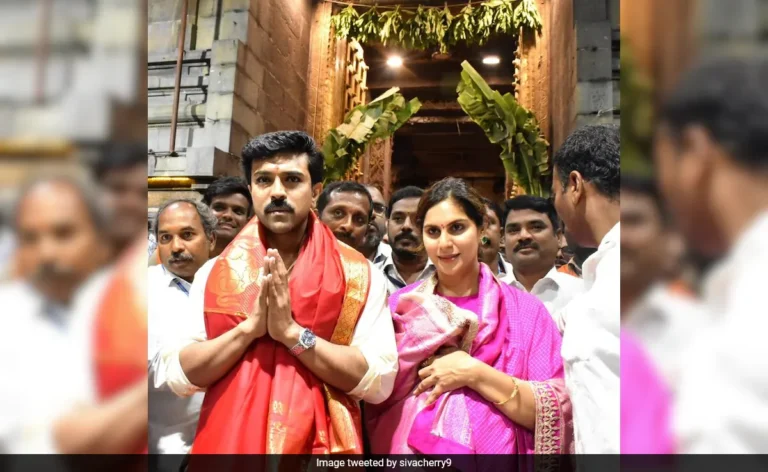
[289,327,317,356]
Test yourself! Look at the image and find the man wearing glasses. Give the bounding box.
[362,184,391,268]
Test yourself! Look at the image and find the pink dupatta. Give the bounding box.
[366,263,573,456]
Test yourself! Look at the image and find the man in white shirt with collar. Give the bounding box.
[0,174,146,454]
[148,198,217,457]
[551,124,620,454]
[654,56,768,453]
[156,131,397,455]
[620,175,700,392]
[381,186,435,295]
[500,195,584,319]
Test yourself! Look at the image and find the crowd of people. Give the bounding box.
[144,123,620,463]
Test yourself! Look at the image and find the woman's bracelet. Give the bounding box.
[494,377,519,406]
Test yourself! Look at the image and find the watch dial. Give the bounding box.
[301,329,316,347]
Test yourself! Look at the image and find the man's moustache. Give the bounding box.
[395,233,418,243]
[31,263,73,282]
[334,231,354,241]
[169,253,194,263]
[515,242,539,252]
[264,201,294,213]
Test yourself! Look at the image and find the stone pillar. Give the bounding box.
[574,0,618,128]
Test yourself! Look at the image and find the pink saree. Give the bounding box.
[620,331,675,454]
[366,263,573,455]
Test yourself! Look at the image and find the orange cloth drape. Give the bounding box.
[193,213,370,454]
[92,238,149,453]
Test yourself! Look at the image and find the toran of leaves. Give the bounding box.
[621,40,654,178]
[456,60,550,196]
[322,87,422,184]
[331,0,542,54]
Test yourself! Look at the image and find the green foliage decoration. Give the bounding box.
[331,0,542,54]
[456,60,550,196]
[323,87,422,184]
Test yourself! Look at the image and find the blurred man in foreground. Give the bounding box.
[0,175,147,453]
[655,56,768,453]
[92,143,148,260]
[551,124,620,454]
[620,175,700,391]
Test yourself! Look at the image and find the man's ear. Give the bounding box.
[208,233,217,253]
[569,171,585,206]
[312,182,323,209]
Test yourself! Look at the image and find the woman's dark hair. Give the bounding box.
[416,177,486,230]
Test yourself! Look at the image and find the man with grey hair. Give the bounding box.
[0,174,148,454]
[148,198,216,457]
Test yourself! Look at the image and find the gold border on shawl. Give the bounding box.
[530,380,563,457]
[323,242,370,454]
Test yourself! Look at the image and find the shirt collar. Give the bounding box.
[382,253,435,284]
[504,264,561,287]
[161,264,192,293]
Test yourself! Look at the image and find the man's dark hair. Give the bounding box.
[316,181,373,220]
[92,142,146,181]
[241,131,324,185]
[202,176,253,213]
[504,195,560,231]
[481,197,505,227]
[659,56,768,169]
[553,124,620,199]
[387,186,424,218]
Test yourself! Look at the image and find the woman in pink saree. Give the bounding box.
[366,178,573,456]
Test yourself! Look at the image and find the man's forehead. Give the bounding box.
[211,193,250,205]
[506,209,548,224]
[17,183,89,222]
[158,203,201,228]
[251,153,310,174]
[391,197,420,212]
[329,190,369,206]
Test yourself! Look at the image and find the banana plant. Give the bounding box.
[322,87,422,184]
[456,60,550,196]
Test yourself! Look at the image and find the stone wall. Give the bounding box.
[148,0,313,200]
[574,0,620,129]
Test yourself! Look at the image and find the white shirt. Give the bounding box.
[0,271,110,453]
[372,242,392,269]
[157,256,398,406]
[676,211,768,453]
[147,264,204,455]
[559,222,620,454]
[624,283,702,394]
[500,265,584,321]
[381,253,435,296]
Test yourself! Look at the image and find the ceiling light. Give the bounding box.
[482,56,501,65]
[386,55,403,68]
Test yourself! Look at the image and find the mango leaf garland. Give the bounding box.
[323,88,422,184]
[330,0,542,52]
[456,61,550,197]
